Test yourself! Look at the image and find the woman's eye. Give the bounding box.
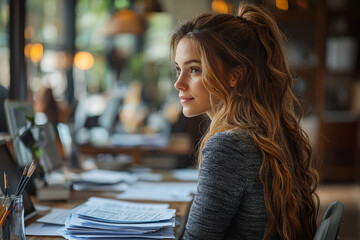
[190,67,200,74]
[176,67,181,76]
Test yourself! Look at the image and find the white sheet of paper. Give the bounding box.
[86,196,170,209]
[36,208,72,225]
[72,182,129,192]
[116,182,197,202]
[132,172,162,181]
[68,213,174,229]
[110,133,169,147]
[172,168,199,181]
[76,207,175,223]
[25,223,62,236]
[74,169,137,184]
[34,204,51,212]
[58,226,175,239]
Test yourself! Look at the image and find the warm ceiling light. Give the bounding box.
[24,43,32,58]
[276,0,289,10]
[74,51,94,70]
[212,0,230,14]
[102,9,146,36]
[30,43,43,63]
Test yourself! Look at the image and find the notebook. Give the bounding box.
[0,138,37,221]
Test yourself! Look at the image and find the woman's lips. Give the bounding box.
[180,96,194,104]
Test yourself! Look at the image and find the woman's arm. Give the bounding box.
[183,131,254,240]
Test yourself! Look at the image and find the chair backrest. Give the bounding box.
[314,201,344,240]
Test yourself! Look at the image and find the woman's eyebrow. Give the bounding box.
[184,59,201,65]
[175,59,201,66]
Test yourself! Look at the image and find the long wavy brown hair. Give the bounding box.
[170,3,320,240]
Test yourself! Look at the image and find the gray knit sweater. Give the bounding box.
[183,130,279,240]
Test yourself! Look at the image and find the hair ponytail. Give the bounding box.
[237,5,319,240]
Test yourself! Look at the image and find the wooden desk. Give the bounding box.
[79,133,192,165]
[25,177,192,239]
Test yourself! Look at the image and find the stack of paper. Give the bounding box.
[58,197,176,239]
[71,169,137,192]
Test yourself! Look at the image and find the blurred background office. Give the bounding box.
[0,0,359,239]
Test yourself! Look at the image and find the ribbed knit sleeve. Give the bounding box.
[183,131,276,240]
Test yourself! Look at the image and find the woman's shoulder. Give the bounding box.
[205,130,255,149]
[201,130,262,176]
[202,130,261,163]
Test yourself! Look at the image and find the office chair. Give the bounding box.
[314,201,344,240]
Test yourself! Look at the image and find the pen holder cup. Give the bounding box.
[0,195,25,240]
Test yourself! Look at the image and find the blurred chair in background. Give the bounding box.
[314,201,344,240]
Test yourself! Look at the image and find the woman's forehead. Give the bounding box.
[175,38,202,64]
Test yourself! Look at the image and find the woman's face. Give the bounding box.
[174,38,212,118]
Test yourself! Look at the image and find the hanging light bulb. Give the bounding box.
[102,9,146,36]
[276,0,289,10]
[30,43,43,63]
[74,51,94,70]
[212,0,230,14]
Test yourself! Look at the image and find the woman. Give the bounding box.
[171,3,319,240]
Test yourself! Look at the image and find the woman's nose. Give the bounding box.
[174,75,187,91]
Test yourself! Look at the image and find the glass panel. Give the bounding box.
[26,0,68,101]
[74,2,175,133]
[0,0,10,88]
[75,0,111,99]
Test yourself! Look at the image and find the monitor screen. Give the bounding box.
[4,100,34,167]
[0,139,37,221]
[38,123,63,173]
[4,100,64,173]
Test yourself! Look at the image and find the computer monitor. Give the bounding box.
[4,100,34,167]
[4,100,64,173]
[38,123,63,173]
[0,138,37,221]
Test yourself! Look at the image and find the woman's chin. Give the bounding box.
[182,109,202,118]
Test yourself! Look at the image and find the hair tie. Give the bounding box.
[237,16,247,22]
[237,15,258,33]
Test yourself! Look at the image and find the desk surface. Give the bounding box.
[25,173,192,240]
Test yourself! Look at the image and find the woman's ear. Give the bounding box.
[229,66,246,88]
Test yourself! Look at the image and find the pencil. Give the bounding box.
[0,204,5,217]
[0,160,37,227]
[0,205,9,227]
[0,198,10,226]
[0,196,6,214]
[4,172,8,197]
